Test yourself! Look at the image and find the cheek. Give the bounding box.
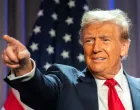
[83,46,93,65]
[83,46,93,57]
[106,45,121,60]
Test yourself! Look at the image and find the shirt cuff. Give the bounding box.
[7,58,36,81]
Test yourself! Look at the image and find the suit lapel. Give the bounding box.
[75,69,140,110]
[75,68,99,110]
[125,73,140,110]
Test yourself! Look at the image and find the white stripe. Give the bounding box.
[1,107,5,110]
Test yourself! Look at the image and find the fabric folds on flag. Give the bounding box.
[27,0,89,73]
[1,89,33,110]
[1,89,24,110]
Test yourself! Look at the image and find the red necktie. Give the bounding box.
[104,79,125,110]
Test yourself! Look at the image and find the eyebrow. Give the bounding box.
[98,35,110,38]
[84,35,110,39]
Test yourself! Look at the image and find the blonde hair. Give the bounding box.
[80,9,132,41]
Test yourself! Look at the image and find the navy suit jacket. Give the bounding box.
[5,64,140,110]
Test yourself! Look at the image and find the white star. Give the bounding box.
[43,62,52,70]
[54,0,60,4]
[77,53,85,62]
[61,50,69,59]
[83,5,89,11]
[33,25,41,34]
[68,0,75,8]
[63,34,71,43]
[37,10,44,17]
[30,42,39,52]
[52,13,58,20]
[49,29,56,37]
[46,45,54,55]
[65,17,73,25]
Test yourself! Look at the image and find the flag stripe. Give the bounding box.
[3,90,24,110]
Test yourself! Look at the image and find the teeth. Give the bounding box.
[95,58,105,60]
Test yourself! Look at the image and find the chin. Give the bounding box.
[90,66,106,73]
[88,67,104,74]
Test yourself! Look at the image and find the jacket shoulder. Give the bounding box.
[46,64,83,83]
[126,74,140,90]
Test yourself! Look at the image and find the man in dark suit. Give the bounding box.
[2,9,140,110]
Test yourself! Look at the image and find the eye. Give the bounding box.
[104,39,109,41]
[85,39,94,44]
[103,38,110,43]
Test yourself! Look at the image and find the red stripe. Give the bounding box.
[4,90,24,110]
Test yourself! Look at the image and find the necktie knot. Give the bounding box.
[104,79,117,87]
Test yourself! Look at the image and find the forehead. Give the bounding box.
[82,21,121,35]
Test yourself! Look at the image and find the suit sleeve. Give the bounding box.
[4,65,65,110]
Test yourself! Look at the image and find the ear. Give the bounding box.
[120,40,130,57]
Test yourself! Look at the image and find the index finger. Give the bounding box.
[3,35,18,44]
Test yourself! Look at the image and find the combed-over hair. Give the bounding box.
[80,9,132,41]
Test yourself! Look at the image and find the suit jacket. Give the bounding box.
[5,64,140,110]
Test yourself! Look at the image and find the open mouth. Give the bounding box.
[93,57,106,62]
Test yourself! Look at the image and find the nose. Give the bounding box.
[93,39,102,54]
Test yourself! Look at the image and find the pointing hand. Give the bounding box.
[1,35,33,76]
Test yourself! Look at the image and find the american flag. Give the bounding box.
[27,0,89,73]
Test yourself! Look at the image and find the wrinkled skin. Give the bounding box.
[81,21,130,79]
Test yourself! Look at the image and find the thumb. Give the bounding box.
[18,50,31,61]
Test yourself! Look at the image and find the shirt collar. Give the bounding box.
[114,64,125,90]
[94,64,125,90]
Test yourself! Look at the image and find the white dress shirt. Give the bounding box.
[8,60,133,110]
[94,65,133,110]
[8,58,36,81]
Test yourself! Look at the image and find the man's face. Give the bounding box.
[82,22,129,79]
